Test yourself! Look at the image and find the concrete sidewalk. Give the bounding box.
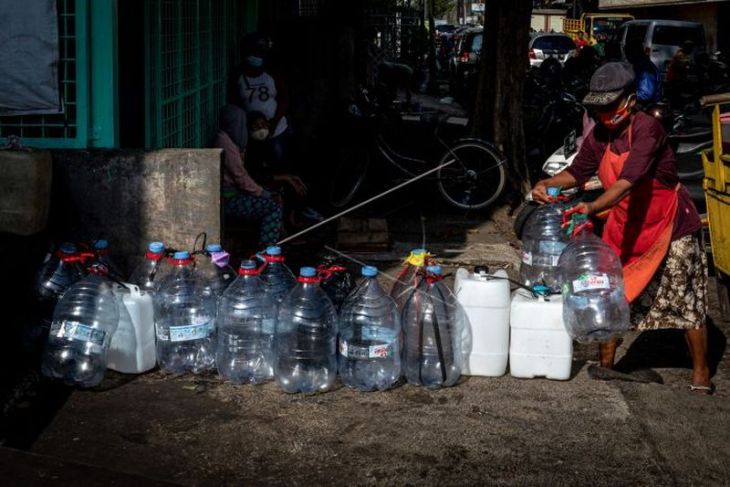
[5,210,730,485]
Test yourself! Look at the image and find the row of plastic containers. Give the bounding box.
[36,210,631,392]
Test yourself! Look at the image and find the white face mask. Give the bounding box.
[251,128,269,141]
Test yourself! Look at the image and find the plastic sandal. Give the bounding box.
[688,383,716,395]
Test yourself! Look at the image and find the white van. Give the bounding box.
[617,20,706,75]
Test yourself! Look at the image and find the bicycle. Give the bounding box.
[328,90,507,211]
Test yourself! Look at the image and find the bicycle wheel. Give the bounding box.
[328,144,371,209]
[436,140,506,210]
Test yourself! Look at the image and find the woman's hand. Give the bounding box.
[572,201,594,215]
[530,180,552,204]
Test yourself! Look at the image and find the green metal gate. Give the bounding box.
[145,0,257,148]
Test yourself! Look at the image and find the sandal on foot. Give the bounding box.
[688,383,715,395]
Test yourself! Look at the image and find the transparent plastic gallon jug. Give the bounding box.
[216,260,277,384]
[107,283,156,374]
[559,228,630,343]
[155,251,217,373]
[454,266,510,377]
[274,267,338,393]
[89,239,124,280]
[259,246,296,305]
[129,241,168,293]
[519,193,568,292]
[41,273,120,387]
[35,242,85,307]
[338,266,402,391]
[196,243,235,297]
[390,248,431,310]
[403,265,462,389]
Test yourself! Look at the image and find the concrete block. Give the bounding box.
[49,149,222,271]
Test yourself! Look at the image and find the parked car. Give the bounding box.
[449,27,483,102]
[529,33,577,67]
[617,20,706,76]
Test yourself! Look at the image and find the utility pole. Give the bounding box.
[427,0,438,94]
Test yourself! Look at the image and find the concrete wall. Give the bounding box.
[49,149,222,272]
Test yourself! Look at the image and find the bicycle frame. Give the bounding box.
[372,118,477,180]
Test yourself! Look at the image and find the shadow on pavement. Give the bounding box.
[614,317,727,378]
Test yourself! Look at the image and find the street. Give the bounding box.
[3,208,729,486]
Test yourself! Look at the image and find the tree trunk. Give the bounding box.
[472,0,533,203]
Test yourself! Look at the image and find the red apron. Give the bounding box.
[597,119,679,303]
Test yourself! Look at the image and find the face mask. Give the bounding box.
[597,95,635,130]
[247,55,264,68]
[251,128,269,141]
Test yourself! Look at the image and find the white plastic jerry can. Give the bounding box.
[509,289,573,381]
[454,266,511,377]
[108,283,156,374]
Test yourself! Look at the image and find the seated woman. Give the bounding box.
[213,105,283,248]
[247,111,323,226]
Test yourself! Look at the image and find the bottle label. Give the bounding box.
[572,273,611,293]
[50,320,106,347]
[168,319,213,342]
[521,251,533,265]
[339,339,394,359]
[262,318,276,334]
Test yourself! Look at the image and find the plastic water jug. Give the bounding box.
[41,273,120,387]
[454,266,510,377]
[390,248,431,310]
[519,195,569,292]
[35,242,85,306]
[129,241,169,293]
[403,265,462,389]
[107,283,156,374]
[338,266,402,391]
[259,246,296,305]
[318,262,355,311]
[559,229,630,343]
[196,243,235,296]
[155,251,217,374]
[216,260,277,384]
[510,289,573,380]
[274,267,338,393]
[90,239,124,280]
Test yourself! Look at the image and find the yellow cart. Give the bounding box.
[701,93,730,320]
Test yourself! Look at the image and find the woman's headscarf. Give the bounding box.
[219,104,248,150]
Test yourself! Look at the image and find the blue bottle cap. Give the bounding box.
[361,266,378,277]
[59,242,77,254]
[94,239,109,249]
[300,266,317,277]
[265,245,282,256]
[546,187,561,197]
[174,251,190,260]
[411,248,426,254]
[148,241,165,253]
[206,243,223,253]
[426,265,443,275]
[240,259,257,270]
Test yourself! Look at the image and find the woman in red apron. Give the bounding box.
[531,63,711,394]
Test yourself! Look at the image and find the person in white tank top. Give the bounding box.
[236,47,289,139]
